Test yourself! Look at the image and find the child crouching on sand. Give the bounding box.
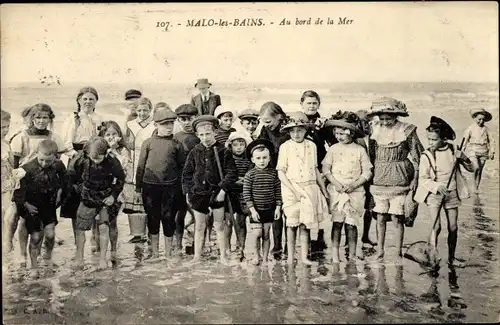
[322,111,373,263]
[69,137,125,270]
[243,139,281,265]
[414,116,476,268]
[276,112,329,265]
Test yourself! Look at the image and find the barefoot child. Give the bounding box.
[12,140,68,277]
[226,131,254,259]
[414,116,476,268]
[276,112,329,265]
[322,111,373,263]
[258,101,290,260]
[243,139,282,265]
[463,108,495,192]
[96,120,132,265]
[9,103,73,267]
[173,104,200,253]
[69,137,125,269]
[238,109,260,140]
[182,115,238,264]
[124,97,156,244]
[2,110,20,251]
[135,109,185,261]
[367,98,424,263]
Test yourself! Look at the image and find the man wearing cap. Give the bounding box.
[121,89,142,134]
[173,103,200,252]
[182,115,238,264]
[190,78,222,116]
[135,108,186,260]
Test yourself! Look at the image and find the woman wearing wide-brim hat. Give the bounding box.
[463,108,496,191]
[366,97,425,262]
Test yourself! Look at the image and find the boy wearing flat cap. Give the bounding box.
[190,78,222,116]
[173,103,200,252]
[135,108,186,261]
[238,108,260,140]
[182,115,238,264]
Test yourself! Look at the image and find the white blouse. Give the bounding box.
[63,112,103,149]
[276,139,318,183]
[322,142,373,187]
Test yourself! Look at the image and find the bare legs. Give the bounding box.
[287,225,313,266]
[374,213,404,262]
[193,208,228,264]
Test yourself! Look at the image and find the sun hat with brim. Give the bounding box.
[246,139,275,158]
[192,115,219,131]
[225,131,253,149]
[324,119,365,138]
[280,111,313,132]
[195,78,212,88]
[429,116,456,141]
[469,108,492,122]
[238,108,259,120]
[367,97,409,117]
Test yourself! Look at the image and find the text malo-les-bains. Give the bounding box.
[187,18,264,27]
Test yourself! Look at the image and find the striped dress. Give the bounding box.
[243,167,282,224]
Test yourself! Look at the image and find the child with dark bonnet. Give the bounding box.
[69,136,125,270]
[414,116,476,268]
[13,139,69,278]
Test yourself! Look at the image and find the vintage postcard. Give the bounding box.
[1,2,498,324]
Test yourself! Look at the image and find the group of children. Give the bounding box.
[1,87,496,277]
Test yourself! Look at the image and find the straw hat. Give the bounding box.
[367,97,409,117]
[225,131,253,149]
[324,111,365,138]
[469,108,492,122]
[280,111,312,132]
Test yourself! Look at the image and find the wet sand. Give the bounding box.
[3,173,499,324]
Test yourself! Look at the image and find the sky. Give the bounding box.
[1,2,498,85]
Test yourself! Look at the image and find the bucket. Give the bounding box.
[128,214,147,236]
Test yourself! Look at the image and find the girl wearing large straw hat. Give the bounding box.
[322,111,373,263]
[463,108,495,192]
[276,111,329,265]
[366,97,425,263]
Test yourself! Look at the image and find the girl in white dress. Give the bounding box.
[276,112,329,265]
[124,97,156,243]
[322,111,373,263]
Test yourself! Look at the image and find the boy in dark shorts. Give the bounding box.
[243,139,282,265]
[13,140,68,277]
[136,108,186,261]
[69,137,125,270]
[182,115,238,264]
[173,104,200,253]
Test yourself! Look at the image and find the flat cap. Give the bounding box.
[192,115,219,131]
[125,89,142,101]
[238,108,259,120]
[175,104,199,116]
[153,108,177,123]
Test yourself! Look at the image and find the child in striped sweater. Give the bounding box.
[243,139,282,265]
